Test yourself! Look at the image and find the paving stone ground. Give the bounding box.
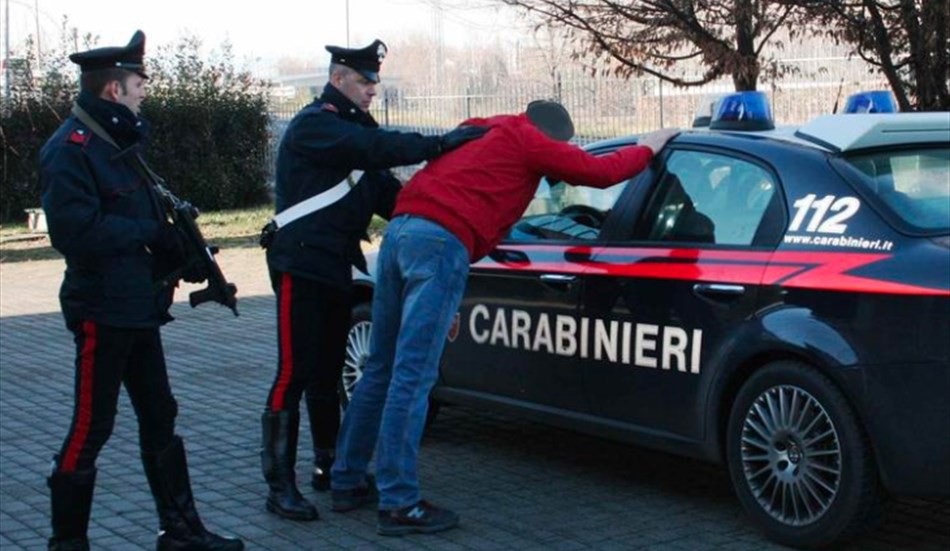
[1,245,948,550]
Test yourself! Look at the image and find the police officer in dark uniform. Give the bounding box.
[261,38,486,521]
[40,30,243,551]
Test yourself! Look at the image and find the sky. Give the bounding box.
[4,0,526,69]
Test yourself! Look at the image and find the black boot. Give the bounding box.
[311,449,334,491]
[261,411,318,520]
[48,462,96,551]
[305,384,339,492]
[142,436,244,551]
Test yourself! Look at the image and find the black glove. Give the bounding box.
[439,125,489,155]
[150,224,195,281]
[180,263,206,284]
[151,224,184,256]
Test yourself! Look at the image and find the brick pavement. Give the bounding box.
[1,246,948,550]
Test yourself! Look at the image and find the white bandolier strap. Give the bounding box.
[271,170,364,230]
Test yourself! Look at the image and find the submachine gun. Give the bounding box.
[138,156,239,316]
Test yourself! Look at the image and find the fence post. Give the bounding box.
[384,93,390,127]
[466,85,472,119]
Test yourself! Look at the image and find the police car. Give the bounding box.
[345,92,950,548]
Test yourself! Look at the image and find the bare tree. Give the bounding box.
[497,0,808,91]
[784,0,949,111]
[528,24,573,95]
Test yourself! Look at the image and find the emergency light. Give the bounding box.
[691,93,727,128]
[709,91,775,131]
[842,91,898,114]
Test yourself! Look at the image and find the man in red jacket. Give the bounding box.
[331,101,679,536]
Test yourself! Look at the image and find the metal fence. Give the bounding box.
[266,56,888,182]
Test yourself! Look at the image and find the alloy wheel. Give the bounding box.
[739,384,842,526]
[342,320,372,400]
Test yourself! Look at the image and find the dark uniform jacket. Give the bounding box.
[266,84,443,290]
[40,91,173,328]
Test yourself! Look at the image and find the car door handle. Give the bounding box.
[693,283,746,296]
[540,274,576,284]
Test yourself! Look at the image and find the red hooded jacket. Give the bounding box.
[393,113,654,261]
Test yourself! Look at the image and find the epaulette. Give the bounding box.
[66,127,91,146]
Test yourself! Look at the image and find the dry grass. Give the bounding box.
[0,206,269,263]
[0,206,389,264]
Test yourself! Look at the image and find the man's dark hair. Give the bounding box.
[329,62,357,80]
[80,68,135,95]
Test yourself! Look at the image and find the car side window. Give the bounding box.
[508,151,629,241]
[634,150,777,246]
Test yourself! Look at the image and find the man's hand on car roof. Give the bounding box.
[639,128,681,154]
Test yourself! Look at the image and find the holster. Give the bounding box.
[259,220,277,249]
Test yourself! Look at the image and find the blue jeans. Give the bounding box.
[332,215,470,509]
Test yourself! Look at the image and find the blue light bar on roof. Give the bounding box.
[843,91,898,114]
[691,93,727,128]
[709,91,775,131]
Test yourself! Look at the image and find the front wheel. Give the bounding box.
[339,300,442,428]
[339,302,373,410]
[726,360,883,549]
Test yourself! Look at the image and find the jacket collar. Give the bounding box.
[319,83,378,128]
[75,90,150,152]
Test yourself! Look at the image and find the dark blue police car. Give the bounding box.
[345,92,950,548]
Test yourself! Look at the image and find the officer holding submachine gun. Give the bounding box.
[40,30,242,550]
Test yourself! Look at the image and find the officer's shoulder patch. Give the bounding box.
[320,103,339,113]
[67,128,91,146]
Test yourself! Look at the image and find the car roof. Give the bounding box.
[586,112,950,155]
[791,113,950,152]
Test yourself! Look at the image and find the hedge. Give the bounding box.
[0,34,271,224]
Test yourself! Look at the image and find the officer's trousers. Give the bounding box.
[266,271,350,450]
[54,321,178,473]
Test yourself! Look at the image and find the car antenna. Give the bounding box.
[831,78,845,114]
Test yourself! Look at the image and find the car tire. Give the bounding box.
[726,360,883,549]
[338,300,442,428]
[339,301,373,411]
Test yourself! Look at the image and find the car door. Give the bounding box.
[438,161,631,413]
[580,147,786,440]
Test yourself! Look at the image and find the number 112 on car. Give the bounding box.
[789,194,861,234]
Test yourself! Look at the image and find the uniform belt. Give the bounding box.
[259,170,364,248]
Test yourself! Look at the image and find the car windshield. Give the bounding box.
[844,147,950,233]
[508,172,629,241]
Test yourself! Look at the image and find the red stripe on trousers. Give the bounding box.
[61,321,97,472]
[270,273,294,411]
